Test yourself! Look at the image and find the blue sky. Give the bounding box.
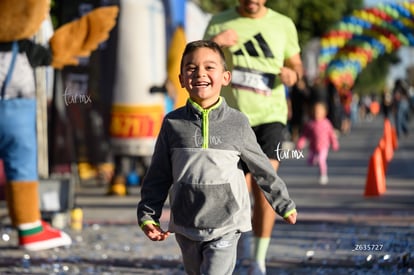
[364,0,399,7]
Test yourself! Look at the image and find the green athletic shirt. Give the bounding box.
[204,8,300,126]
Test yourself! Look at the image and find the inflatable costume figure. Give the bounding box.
[0,0,118,251]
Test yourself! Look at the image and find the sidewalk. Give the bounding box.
[0,116,413,274]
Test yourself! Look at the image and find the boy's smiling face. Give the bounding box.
[179,47,231,109]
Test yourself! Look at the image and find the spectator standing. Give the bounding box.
[393,79,410,138]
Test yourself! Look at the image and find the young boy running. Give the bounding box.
[137,40,297,275]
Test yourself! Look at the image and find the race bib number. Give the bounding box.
[231,66,277,96]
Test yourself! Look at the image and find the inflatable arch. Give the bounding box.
[318,1,414,90]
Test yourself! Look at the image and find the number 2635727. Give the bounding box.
[352,244,383,251]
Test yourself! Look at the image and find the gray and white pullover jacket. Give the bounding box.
[137,97,296,241]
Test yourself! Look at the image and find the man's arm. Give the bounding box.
[207,29,238,48]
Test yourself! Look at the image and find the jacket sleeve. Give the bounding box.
[239,118,296,218]
[137,119,173,227]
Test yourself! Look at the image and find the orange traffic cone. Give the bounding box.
[384,118,392,133]
[364,147,386,197]
[378,138,388,172]
[382,119,394,163]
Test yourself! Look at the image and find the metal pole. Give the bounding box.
[34,16,54,178]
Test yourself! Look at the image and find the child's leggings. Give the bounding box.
[307,148,329,176]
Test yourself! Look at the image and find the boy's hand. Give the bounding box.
[284,211,297,224]
[142,223,170,241]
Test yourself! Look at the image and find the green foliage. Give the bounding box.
[265,0,363,48]
[196,0,237,14]
[49,0,60,29]
[354,52,401,95]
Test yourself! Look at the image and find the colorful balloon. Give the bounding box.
[318,1,414,90]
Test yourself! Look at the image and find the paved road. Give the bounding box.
[0,116,413,274]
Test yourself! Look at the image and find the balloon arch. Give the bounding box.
[318,1,414,91]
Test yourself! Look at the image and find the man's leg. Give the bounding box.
[243,122,286,274]
[249,159,279,274]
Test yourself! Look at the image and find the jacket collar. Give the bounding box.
[188,96,223,114]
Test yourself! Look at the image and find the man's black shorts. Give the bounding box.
[252,122,286,159]
[240,122,287,174]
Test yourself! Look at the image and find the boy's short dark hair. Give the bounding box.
[180,40,227,72]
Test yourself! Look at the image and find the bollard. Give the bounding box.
[70,208,83,231]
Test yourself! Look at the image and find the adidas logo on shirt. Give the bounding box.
[232,33,274,58]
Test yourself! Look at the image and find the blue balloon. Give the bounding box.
[388,3,413,19]
[390,20,414,45]
[320,46,339,55]
[342,16,371,30]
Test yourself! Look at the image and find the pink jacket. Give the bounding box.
[297,118,339,153]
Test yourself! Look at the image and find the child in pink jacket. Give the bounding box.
[297,101,339,184]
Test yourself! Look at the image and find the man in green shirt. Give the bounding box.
[204,1,303,273]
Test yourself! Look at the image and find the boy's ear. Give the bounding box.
[179,74,185,88]
[223,71,231,86]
